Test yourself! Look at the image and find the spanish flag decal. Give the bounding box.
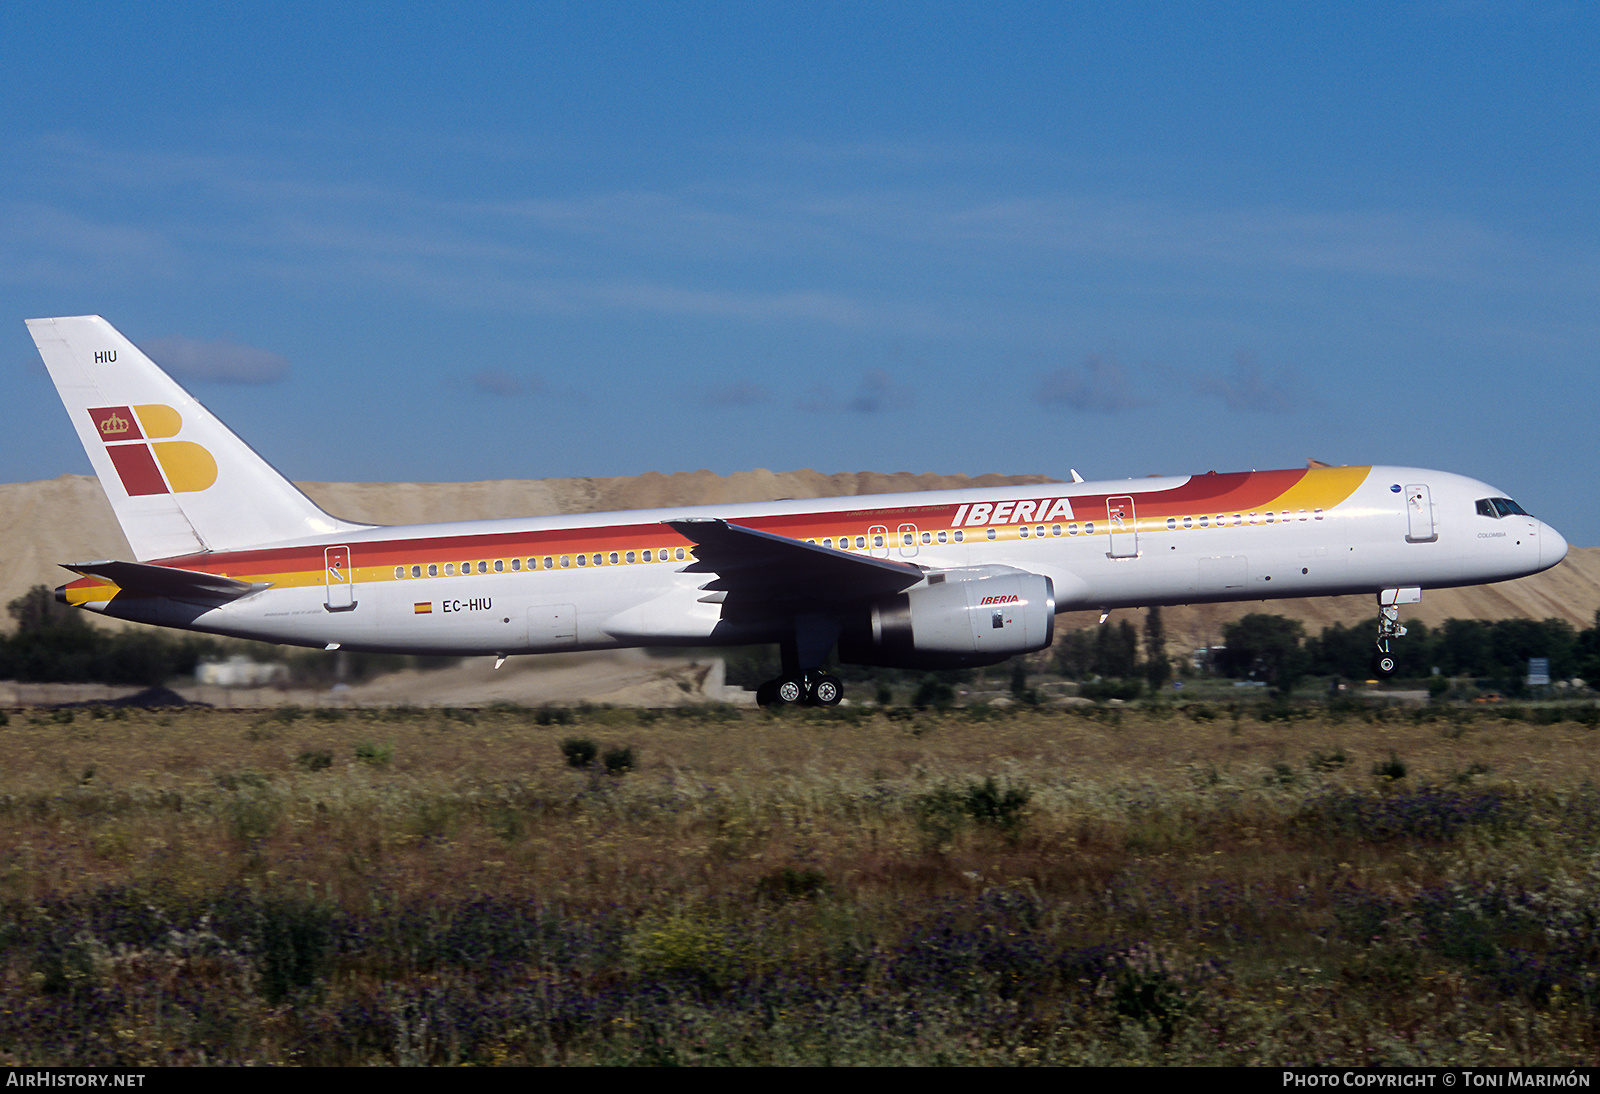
[413,602,432,614]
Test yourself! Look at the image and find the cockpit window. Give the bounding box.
[1476,497,1530,519]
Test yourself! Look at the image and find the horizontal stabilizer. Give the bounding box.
[62,560,272,603]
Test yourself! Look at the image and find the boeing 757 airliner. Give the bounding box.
[27,316,1569,706]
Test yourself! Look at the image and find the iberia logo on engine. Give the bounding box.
[87,405,217,496]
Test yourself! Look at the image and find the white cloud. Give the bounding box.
[1192,353,1297,414]
[1035,354,1152,413]
[143,334,289,384]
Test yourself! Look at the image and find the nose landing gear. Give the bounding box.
[1370,587,1420,679]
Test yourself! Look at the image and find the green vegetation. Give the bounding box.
[1,702,1599,1064]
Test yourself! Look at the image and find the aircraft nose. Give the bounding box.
[1541,521,1569,570]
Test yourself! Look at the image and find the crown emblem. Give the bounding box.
[100,412,130,435]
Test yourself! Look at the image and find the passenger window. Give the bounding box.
[937,531,947,543]
[675,547,686,560]
[921,531,931,544]
[1051,525,1061,536]
[445,563,455,576]
[394,567,404,580]
[874,534,885,548]
[494,560,503,572]
[478,561,488,573]
[987,528,996,541]
[560,556,570,568]
[427,564,438,577]
[609,552,618,565]
[954,530,964,542]
[577,555,587,566]
[511,558,521,571]
[1019,526,1029,538]
[412,565,421,578]
[855,536,865,549]
[626,551,635,563]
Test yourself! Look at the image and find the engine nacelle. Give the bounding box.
[838,568,1056,669]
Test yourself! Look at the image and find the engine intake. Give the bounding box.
[838,569,1056,669]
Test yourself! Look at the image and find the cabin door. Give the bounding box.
[324,546,356,611]
[1106,497,1138,558]
[1405,484,1437,543]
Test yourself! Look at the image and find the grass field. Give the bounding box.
[2,697,1598,1065]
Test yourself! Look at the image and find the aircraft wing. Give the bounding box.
[62,560,272,603]
[666,518,925,602]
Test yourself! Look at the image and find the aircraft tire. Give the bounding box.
[775,676,806,705]
[756,680,779,708]
[1370,654,1397,679]
[809,675,843,706]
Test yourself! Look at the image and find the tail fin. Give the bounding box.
[26,316,371,561]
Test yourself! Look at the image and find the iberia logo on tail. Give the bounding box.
[88,404,218,495]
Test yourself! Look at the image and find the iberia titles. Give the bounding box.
[950,498,1075,527]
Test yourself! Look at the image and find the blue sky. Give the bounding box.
[5,3,1596,543]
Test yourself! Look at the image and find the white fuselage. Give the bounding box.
[68,464,1567,657]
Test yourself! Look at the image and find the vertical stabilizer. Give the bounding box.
[26,316,371,560]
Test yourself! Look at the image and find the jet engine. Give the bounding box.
[837,567,1056,669]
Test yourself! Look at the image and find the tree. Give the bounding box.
[8,585,89,636]
[1094,619,1141,678]
[1218,614,1307,691]
[1143,606,1171,689]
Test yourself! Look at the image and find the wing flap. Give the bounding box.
[665,518,924,602]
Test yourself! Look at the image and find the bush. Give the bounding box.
[1372,751,1408,781]
[1079,679,1142,702]
[601,745,636,775]
[354,740,392,767]
[913,777,1031,845]
[560,737,598,768]
[754,867,827,903]
[295,749,334,772]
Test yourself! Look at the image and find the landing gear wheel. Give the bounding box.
[1370,654,1397,679]
[756,680,779,708]
[775,676,806,705]
[809,675,843,707]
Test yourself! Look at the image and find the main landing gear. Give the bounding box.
[1370,587,1419,679]
[755,671,844,708]
[755,614,844,709]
